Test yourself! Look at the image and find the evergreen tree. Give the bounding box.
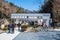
[39,0,53,18]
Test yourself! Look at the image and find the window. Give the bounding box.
[29,16,37,19]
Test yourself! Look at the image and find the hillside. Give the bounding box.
[0,0,28,18]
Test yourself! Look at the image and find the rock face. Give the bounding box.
[52,0,60,22]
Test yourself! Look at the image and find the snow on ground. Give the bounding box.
[0,30,20,40]
[54,29,60,31]
[0,27,60,40]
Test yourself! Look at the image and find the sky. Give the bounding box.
[6,0,44,11]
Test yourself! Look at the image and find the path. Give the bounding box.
[13,31,60,40]
[0,30,20,40]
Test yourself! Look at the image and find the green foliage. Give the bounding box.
[0,11,9,19]
[57,16,60,22]
[9,2,14,6]
[3,25,8,30]
[0,11,2,18]
[16,7,26,13]
[8,19,12,23]
[16,8,22,13]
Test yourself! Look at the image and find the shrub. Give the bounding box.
[3,25,8,30]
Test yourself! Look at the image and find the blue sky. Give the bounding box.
[6,0,44,11]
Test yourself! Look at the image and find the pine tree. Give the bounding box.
[39,0,53,18]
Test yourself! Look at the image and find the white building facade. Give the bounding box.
[11,13,50,26]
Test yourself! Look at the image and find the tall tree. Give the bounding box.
[39,0,53,18]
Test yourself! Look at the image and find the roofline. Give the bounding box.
[12,13,50,14]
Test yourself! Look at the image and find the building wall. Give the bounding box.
[11,13,50,26]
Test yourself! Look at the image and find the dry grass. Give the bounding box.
[0,29,3,34]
